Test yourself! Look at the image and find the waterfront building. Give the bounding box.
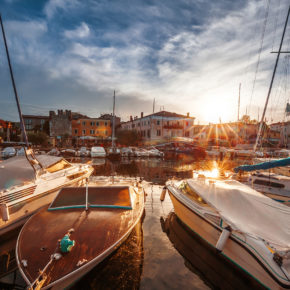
[49,110,72,146]
[72,118,112,145]
[22,115,49,133]
[120,111,195,144]
[270,121,290,147]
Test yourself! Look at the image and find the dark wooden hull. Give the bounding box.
[16,185,145,289]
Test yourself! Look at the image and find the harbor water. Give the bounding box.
[0,156,262,289]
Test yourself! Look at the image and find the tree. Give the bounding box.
[28,132,48,145]
[116,130,142,146]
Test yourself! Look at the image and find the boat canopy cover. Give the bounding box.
[187,178,290,249]
[0,155,63,190]
[234,157,290,173]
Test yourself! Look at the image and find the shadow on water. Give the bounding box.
[160,212,266,290]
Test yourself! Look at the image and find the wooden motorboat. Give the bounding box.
[16,181,145,289]
[164,173,290,289]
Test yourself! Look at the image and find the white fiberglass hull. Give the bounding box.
[167,188,290,289]
[0,165,93,235]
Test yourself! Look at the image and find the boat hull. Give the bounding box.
[167,189,289,290]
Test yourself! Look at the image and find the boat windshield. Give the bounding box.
[49,186,132,210]
[178,181,208,206]
[46,159,71,173]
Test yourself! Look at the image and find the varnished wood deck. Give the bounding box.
[17,186,144,288]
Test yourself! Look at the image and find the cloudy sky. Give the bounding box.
[0,0,289,124]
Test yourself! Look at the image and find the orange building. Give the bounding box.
[72,118,111,139]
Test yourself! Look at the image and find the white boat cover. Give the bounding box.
[187,178,290,249]
[0,155,63,190]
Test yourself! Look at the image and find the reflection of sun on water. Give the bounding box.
[197,168,220,178]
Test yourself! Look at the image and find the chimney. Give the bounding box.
[187,112,190,117]
[130,116,133,122]
[141,112,144,118]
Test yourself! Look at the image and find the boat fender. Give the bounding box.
[0,203,9,222]
[216,226,231,252]
[60,234,75,253]
[21,259,28,267]
[160,186,167,201]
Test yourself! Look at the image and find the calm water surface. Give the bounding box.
[1,156,256,289]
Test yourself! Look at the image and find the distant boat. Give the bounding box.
[16,179,145,289]
[164,174,290,289]
[0,154,93,235]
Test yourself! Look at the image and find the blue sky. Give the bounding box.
[0,0,289,124]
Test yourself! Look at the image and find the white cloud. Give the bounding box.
[44,0,79,18]
[63,22,90,39]
[5,20,47,39]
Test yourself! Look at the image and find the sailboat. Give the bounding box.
[0,15,94,235]
[107,90,121,160]
[234,6,290,205]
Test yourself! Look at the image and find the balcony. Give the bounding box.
[163,124,183,129]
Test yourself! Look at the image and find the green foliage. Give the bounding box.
[28,132,48,145]
[116,130,142,146]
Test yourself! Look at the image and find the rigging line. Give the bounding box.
[271,0,281,52]
[248,0,270,116]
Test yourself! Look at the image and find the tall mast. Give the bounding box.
[153,98,155,113]
[112,90,116,149]
[0,14,29,147]
[238,83,241,121]
[254,6,290,152]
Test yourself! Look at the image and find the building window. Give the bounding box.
[147,129,150,138]
[105,122,107,126]
[157,129,161,136]
[25,119,32,125]
[82,121,86,126]
[157,120,160,125]
[96,122,99,126]
[74,129,78,134]
[41,119,45,125]
[90,122,94,126]
[82,130,86,135]
[90,130,94,134]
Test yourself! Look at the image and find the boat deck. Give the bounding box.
[17,186,144,288]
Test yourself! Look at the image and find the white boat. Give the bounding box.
[1,147,16,159]
[79,147,90,157]
[91,146,106,158]
[165,174,290,289]
[248,172,290,205]
[0,153,93,235]
[16,178,145,289]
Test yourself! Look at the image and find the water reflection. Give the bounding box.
[161,212,265,290]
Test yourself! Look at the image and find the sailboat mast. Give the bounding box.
[112,90,116,149]
[254,6,290,152]
[238,83,241,121]
[0,14,29,147]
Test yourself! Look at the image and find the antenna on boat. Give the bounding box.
[254,6,290,152]
[0,14,29,147]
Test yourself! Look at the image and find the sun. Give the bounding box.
[200,100,233,124]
